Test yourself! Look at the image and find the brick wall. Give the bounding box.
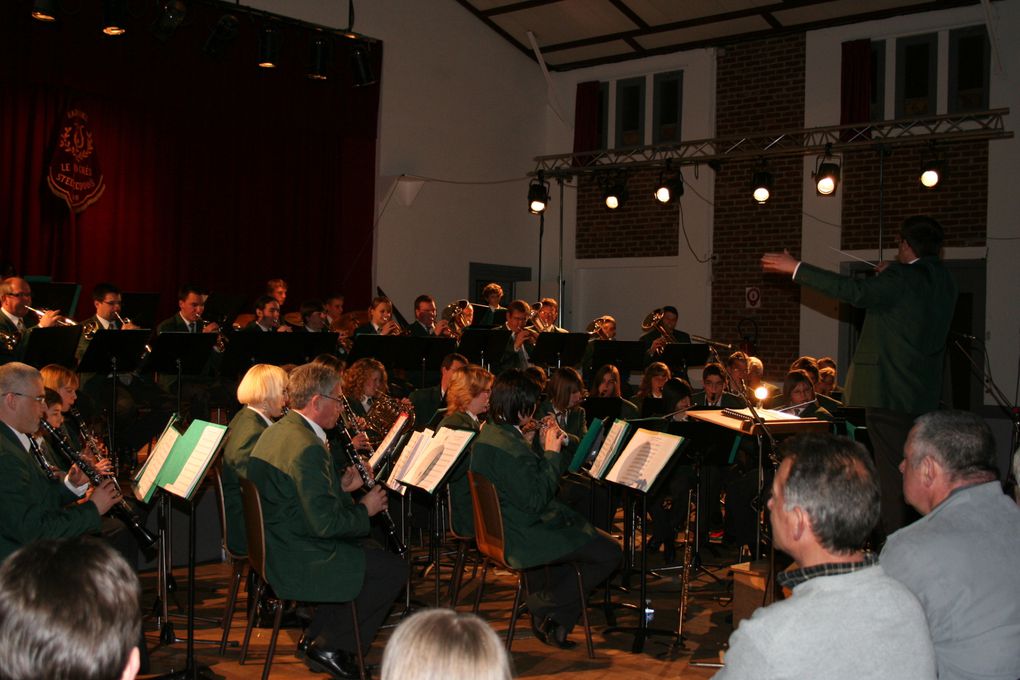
[713,35,806,379]
[576,169,680,258]
[841,140,988,250]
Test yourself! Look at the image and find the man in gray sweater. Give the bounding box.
[715,434,935,680]
[882,410,1020,680]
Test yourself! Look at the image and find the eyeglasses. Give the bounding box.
[4,391,46,404]
[3,292,31,299]
[99,299,122,306]
[318,393,343,405]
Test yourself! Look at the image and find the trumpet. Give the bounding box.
[440,299,472,340]
[586,315,614,340]
[26,304,76,326]
[525,302,549,334]
[195,314,228,352]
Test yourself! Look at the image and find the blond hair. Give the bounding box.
[380,609,512,680]
[236,364,288,408]
[40,364,79,392]
[445,365,493,414]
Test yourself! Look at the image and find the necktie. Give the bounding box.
[15,318,25,333]
[110,320,119,331]
[189,322,197,333]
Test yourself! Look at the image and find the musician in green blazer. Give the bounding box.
[0,363,119,564]
[470,369,620,649]
[409,352,468,430]
[436,364,493,538]
[763,215,958,535]
[247,363,405,677]
[534,367,588,458]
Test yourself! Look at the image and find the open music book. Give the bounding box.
[587,418,632,480]
[719,407,801,422]
[389,427,475,495]
[605,428,685,493]
[369,412,411,472]
[134,418,228,502]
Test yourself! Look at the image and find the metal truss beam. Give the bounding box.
[532,109,1012,178]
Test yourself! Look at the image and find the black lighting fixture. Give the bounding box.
[307,36,331,80]
[813,144,840,196]
[528,173,550,214]
[602,172,628,210]
[653,161,684,205]
[350,44,376,87]
[151,0,187,43]
[102,0,128,36]
[31,0,58,22]
[258,25,280,68]
[202,13,240,58]
[751,159,773,205]
[919,144,944,189]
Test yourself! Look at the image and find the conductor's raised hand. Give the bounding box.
[761,249,800,275]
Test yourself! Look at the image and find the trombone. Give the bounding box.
[26,305,76,326]
[642,308,678,345]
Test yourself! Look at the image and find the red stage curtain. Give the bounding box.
[572,81,601,166]
[0,3,380,318]
[840,39,872,140]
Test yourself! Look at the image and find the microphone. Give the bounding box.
[950,331,980,342]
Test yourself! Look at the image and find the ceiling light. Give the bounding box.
[102,0,128,35]
[258,26,279,68]
[31,0,58,22]
[307,37,331,80]
[350,44,376,87]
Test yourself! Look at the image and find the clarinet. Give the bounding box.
[335,407,407,558]
[39,419,158,550]
[67,406,118,485]
[28,437,57,481]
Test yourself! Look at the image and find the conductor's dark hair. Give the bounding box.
[779,434,880,554]
[91,282,121,302]
[900,215,945,258]
[0,536,141,680]
[489,369,541,425]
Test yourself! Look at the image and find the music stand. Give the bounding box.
[582,397,626,426]
[26,281,80,318]
[77,329,150,453]
[221,331,339,378]
[591,340,646,382]
[659,343,711,379]
[393,337,457,388]
[202,292,246,329]
[456,328,510,371]
[22,326,82,369]
[530,332,589,368]
[469,304,505,328]
[120,292,161,330]
[147,334,218,417]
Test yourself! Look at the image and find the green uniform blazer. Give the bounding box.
[795,258,957,413]
[247,411,369,603]
[0,423,101,563]
[436,410,480,537]
[691,391,745,409]
[470,422,594,569]
[220,407,269,555]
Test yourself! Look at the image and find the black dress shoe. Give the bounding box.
[304,642,361,679]
[535,617,577,650]
[530,615,549,645]
[295,634,310,658]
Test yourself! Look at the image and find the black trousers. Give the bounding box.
[865,407,920,538]
[308,547,406,654]
[525,530,620,633]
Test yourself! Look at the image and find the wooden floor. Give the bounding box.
[140,540,742,679]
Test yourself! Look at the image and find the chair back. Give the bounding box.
[467,471,510,568]
[446,485,468,541]
[212,465,244,560]
[238,477,269,580]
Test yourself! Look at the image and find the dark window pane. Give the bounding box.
[903,43,930,98]
[956,34,984,90]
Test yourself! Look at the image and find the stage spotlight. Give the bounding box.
[528,175,550,214]
[31,0,58,22]
[151,0,186,42]
[920,146,943,189]
[350,44,377,87]
[203,14,239,58]
[307,37,331,80]
[813,146,840,196]
[751,163,773,204]
[654,163,684,204]
[603,177,628,210]
[258,26,280,68]
[102,0,128,35]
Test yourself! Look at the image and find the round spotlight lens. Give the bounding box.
[816,176,835,195]
[103,25,126,35]
[754,386,770,401]
[753,186,771,204]
[529,199,546,213]
[654,186,671,204]
[920,169,940,188]
[605,195,620,210]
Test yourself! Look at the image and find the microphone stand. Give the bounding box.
[739,380,780,606]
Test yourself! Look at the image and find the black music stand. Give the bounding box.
[120,292,161,330]
[456,328,510,371]
[530,332,589,369]
[25,281,80,318]
[202,292,246,329]
[470,304,505,328]
[660,343,711,379]
[78,328,151,453]
[21,325,82,369]
[591,340,646,382]
[147,334,218,417]
[394,337,457,388]
[221,330,339,377]
[582,397,627,426]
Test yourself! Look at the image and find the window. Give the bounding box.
[598,82,609,150]
[652,71,683,144]
[615,77,645,148]
[948,26,990,113]
[870,40,885,121]
[896,33,937,117]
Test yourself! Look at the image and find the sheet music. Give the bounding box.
[403,428,475,494]
[721,407,800,422]
[370,412,410,470]
[134,426,179,502]
[605,429,684,492]
[163,425,226,499]
[588,419,630,480]
[387,429,431,496]
[401,429,450,486]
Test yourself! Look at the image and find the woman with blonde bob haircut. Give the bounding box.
[380,608,512,680]
[221,363,288,555]
[439,364,493,537]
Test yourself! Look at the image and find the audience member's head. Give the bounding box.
[380,608,512,680]
[0,536,142,680]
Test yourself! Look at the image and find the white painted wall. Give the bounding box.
[803,3,1020,406]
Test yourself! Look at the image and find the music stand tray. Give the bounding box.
[77,329,150,375]
[456,328,510,368]
[591,340,646,377]
[21,326,82,370]
[120,292,161,331]
[530,332,589,368]
[659,343,711,376]
[148,333,218,376]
